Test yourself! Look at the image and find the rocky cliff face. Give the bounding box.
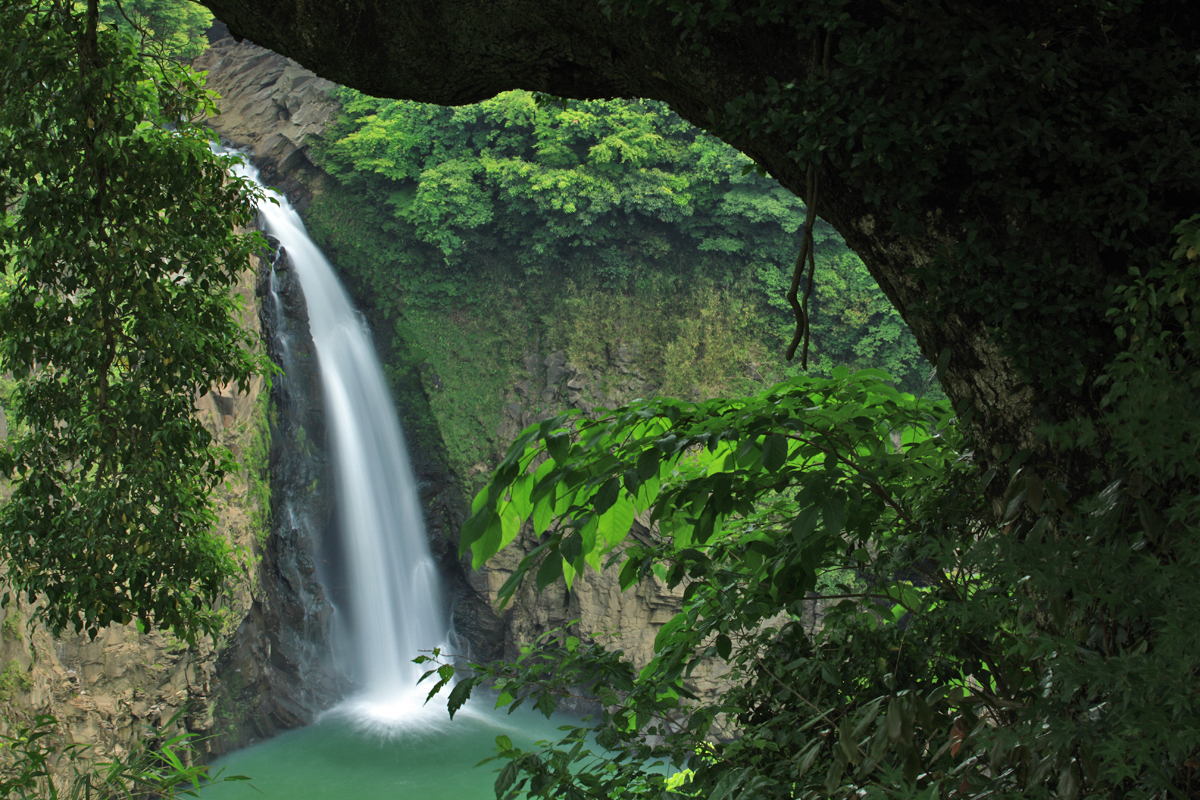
[197,32,509,682]
[193,38,337,210]
[485,346,736,705]
[205,239,352,753]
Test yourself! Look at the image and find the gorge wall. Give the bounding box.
[0,34,771,761]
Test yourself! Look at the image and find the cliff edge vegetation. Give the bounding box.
[304,89,935,484]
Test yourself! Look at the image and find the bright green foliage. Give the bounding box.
[0,659,32,701]
[461,368,953,585]
[434,3,1200,798]
[443,371,1000,797]
[0,0,265,640]
[308,88,931,384]
[0,262,15,305]
[440,229,1200,798]
[98,0,214,62]
[446,350,1200,798]
[307,89,933,480]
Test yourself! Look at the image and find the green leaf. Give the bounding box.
[694,506,718,544]
[561,532,583,566]
[791,504,821,545]
[593,476,620,515]
[472,514,506,569]
[709,768,746,800]
[824,754,847,794]
[838,717,861,765]
[715,633,732,660]
[546,431,571,464]
[795,741,822,780]
[636,449,661,481]
[886,698,903,742]
[935,347,951,381]
[507,474,534,520]
[597,496,635,550]
[495,761,518,797]
[761,432,788,472]
[535,692,556,718]
[535,553,564,590]
[531,485,556,535]
[447,678,474,719]
[820,663,841,687]
[821,497,846,535]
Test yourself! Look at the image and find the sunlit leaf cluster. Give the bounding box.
[447,320,1199,799]
[443,372,1056,799]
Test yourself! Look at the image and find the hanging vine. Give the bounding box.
[785,29,832,367]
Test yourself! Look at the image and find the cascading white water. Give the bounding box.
[229,153,449,730]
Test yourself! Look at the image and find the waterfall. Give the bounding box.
[229,152,449,730]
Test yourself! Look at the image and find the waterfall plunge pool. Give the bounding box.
[203,699,582,800]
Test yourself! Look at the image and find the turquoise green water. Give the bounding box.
[202,702,574,800]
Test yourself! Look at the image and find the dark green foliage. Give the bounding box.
[443,370,998,798]
[0,0,265,640]
[449,214,1200,799]
[435,4,1200,798]
[449,329,1200,797]
[610,0,1199,423]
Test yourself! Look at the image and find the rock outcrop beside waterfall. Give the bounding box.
[196,37,509,707]
[194,38,337,209]
[208,239,352,751]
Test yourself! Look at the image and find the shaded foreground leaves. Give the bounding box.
[437,354,1199,798]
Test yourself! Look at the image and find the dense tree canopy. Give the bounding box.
[316,86,916,370]
[304,85,934,474]
[97,0,215,61]
[199,0,1200,475]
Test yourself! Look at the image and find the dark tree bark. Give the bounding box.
[197,0,1200,492]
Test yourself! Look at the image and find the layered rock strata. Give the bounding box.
[193,37,337,210]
